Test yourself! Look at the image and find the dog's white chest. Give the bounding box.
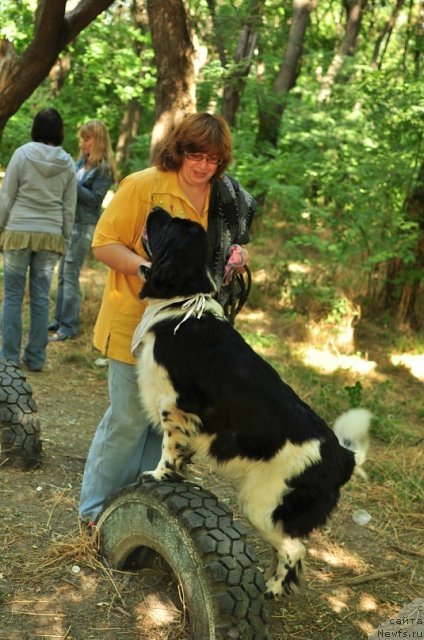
[136,333,178,424]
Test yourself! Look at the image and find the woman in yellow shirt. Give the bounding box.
[79,113,256,526]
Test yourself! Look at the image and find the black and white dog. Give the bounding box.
[132,206,371,598]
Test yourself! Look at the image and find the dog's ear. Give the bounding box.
[142,207,172,259]
[140,213,214,299]
[148,207,172,236]
[139,242,181,299]
[149,206,172,221]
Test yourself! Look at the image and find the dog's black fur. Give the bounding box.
[135,207,370,597]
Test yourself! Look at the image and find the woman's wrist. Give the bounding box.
[138,256,151,269]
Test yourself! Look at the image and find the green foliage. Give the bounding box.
[344,381,363,408]
[235,66,423,311]
[0,2,33,54]
[125,131,153,175]
[0,4,155,165]
[387,327,424,354]
[370,459,424,508]
[197,60,225,111]
[1,0,423,321]
[242,331,278,350]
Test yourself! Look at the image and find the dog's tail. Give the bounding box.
[333,408,372,479]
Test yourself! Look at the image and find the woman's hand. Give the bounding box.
[222,244,249,285]
[93,243,151,276]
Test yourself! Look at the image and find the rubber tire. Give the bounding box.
[0,358,42,469]
[97,479,272,640]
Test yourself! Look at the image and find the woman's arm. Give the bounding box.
[0,149,20,230]
[62,169,77,242]
[93,243,151,276]
[77,166,113,208]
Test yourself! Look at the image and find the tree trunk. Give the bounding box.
[257,0,316,147]
[0,0,116,139]
[317,0,367,103]
[384,161,424,328]
[371,0,405,69]
[221,1,265,126]
[413,0,424,77]
[206,0,228,68]
[48,54,72,97]
[112,0,147,178]
[115,99,142,178]
[147,0,196,164]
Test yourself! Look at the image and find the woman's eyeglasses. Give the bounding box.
[183,151,223,166]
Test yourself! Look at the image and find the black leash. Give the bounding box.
[223,265,252,325]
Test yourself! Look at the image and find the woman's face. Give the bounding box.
[79,135,94,159]
[178,151,221,187]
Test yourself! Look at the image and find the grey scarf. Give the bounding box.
[207,174,256,307]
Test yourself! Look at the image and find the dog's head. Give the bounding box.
[140,206,214,300]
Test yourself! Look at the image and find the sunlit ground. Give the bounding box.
[135,593,182,627]
[303,348,424,382]
[308,540,369,574]
[390,353,424,381]
[10,568,186,639]
[302,347,378,376]
[242,307,424,384]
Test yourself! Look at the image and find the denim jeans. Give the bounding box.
[53,223,95,337]
[1,249,58,369]
[79,359,163,522]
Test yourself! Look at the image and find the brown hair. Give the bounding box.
[78,119,116,180]
[155,112,232,178]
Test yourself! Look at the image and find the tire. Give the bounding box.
[0,358,42,469]
[97,480,272,640]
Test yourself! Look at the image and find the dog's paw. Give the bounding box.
[138,468,183,483]
[160,469,185,481]
[265,562,303,598]
[264,577,296,599]
[264,575,285,599]
[137,472,157,484]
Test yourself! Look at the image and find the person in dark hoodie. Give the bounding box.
[0,108,77,371]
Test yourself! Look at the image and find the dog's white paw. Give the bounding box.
[139,467,183,482]
[265,560,303,598]
[265,575,285,599]
[138,471,158,483]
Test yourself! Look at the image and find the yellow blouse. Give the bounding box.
[92,167,209,364]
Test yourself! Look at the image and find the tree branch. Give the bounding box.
[0,0,115,136]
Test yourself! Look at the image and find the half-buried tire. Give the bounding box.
[0,357,42,469]
[97,479,272,639]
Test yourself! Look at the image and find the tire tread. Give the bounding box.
[0,358,42,468]
[98,480,271,639]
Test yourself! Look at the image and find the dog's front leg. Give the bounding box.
[265,536,305,597]
[141,427,182,481]
[141,406,194,482]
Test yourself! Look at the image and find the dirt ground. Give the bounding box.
[0,262,423,640]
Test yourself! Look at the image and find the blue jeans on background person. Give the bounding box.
[0,248,58,370]
[51,223,95,338]
[79,358,163,523]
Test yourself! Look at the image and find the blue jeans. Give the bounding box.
[53,223,95,337]
[1,249,58,369]
[79,359,163,522]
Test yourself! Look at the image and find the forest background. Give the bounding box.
[0,0,423,331]
[0,3,423,639]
